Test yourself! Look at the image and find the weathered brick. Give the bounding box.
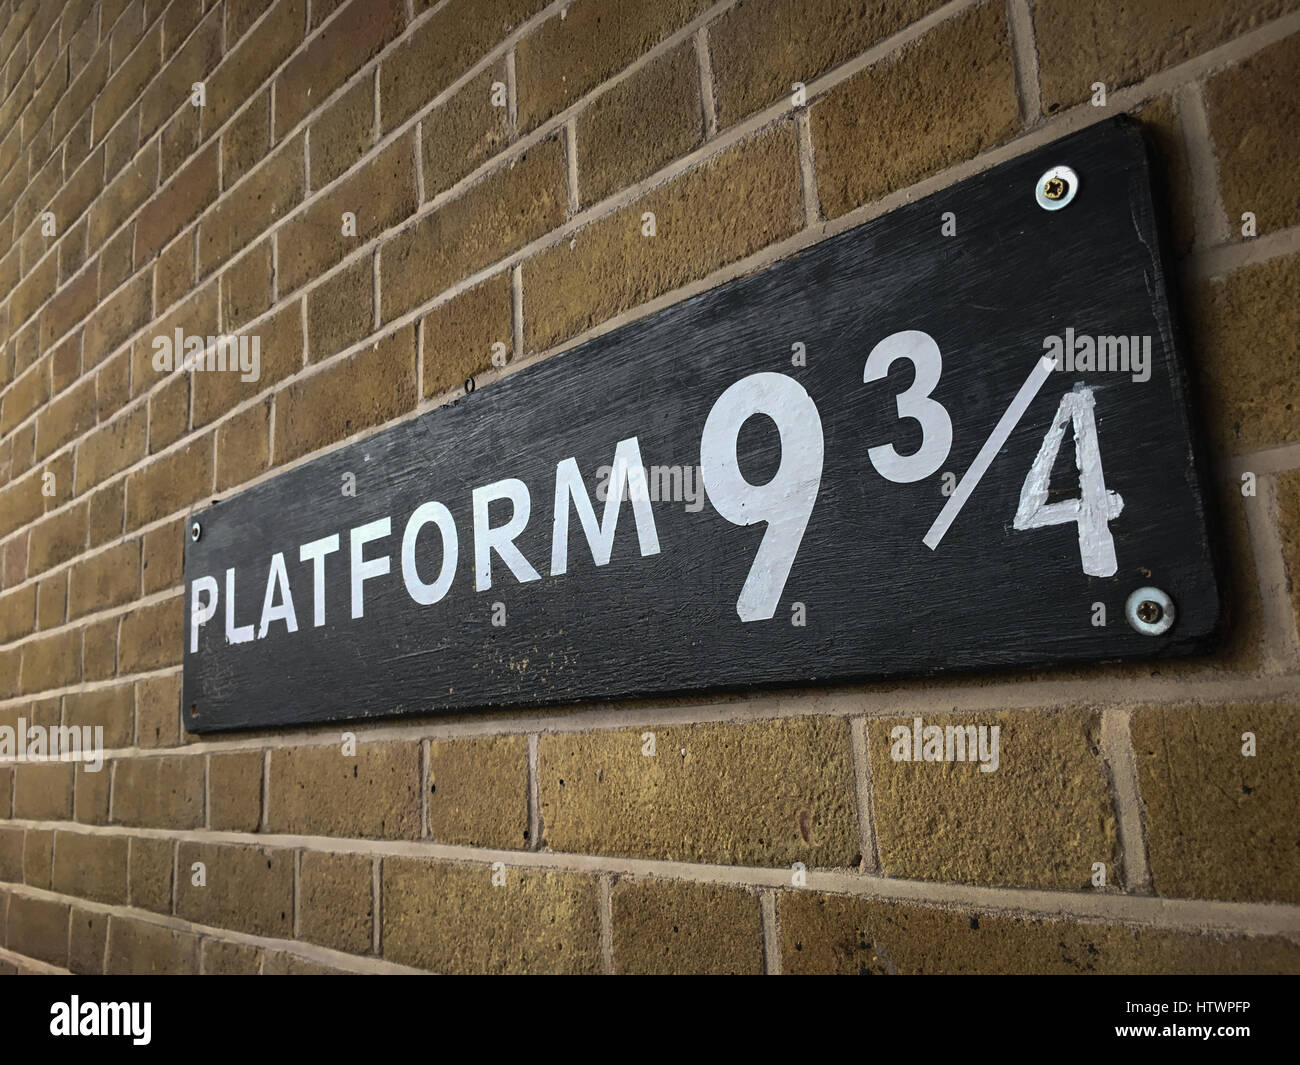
[382,858,602,973]
[124,434,213,530]
[1192,253,1300,454]
[74,761,111,822]
[307,256,372,361]
[100,224,136,292]
[153,229,195,311]
[261,951,349,973]
[106,0,145,69]
[0,358,48,435]
[68,907,108,973]
[274,0,404,140]
[52,145,106,235]
[541,717,858,865]
[82,616,118,680]
[106,915,199,973]
[68,540,140,620]
[0,828,23,880]
[134,279,219,397]
[379,0,545,132]
[268,741,420,839]
[74,408,147,493]
[192,300,300,427]
[1133,701,1300,903]
[1207,31,1300,239]
[40,269,98,352]
[428,734,528,848]
[51,830,128,903]
[163,0,202,57]
[812,1,1018,219]
[1035,0,1300,113]
[205,0,305,132]
[299,849,372,953]
[111,753,203,828]
[274,324,415,462]
[127,835,174,913]
[277,135,417,295]
[869,708,1118,889]
[5,893,68,967]
[160,102,202,180]
[142,517,185,594]
[89,139,156,249]
[50,332,84,393]
[577,43,702,205]
[103,101,142,180]
[83,271,151,368]
[219,238,273,330]
[13,761,74,819]
[0,767,10,818]
[310,78,374,190]
[135,673,180,748]
[19,627,82,694]
[420,64,507,201]
[63,681,135,748]
[201,938,262,973]
[24,828,53,887]
[118,594,184,671]
[525,124,801,350]
[148,374,190,454]
[612,878,763,974]
[59,220,90,285]
[382,137,565,320]
[208,750,263,831]
[96,345,133,419]
[92,24,162,143]
[35,376,96,462]
[176,841,293,937]
[215,397,270,491]
[221,89,271,190]
[35,572,67,628]
[418,274,511,400]
[225,0,275,46]
[1279,470,1300,634]
[134,143,218,265]
[779,892,1300,973]
[198,135,304,276]
[9,254,56,336]
[0,583,35,642]
[516,0,708,131]
[139,5,221,140]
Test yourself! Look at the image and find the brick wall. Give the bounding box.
[0,0,1297,975]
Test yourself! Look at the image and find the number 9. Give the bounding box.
[700,372,824,622]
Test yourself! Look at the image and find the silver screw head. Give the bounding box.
[1125,586,1175,636]
[190,521,202,542]
[1035,165,1079,211]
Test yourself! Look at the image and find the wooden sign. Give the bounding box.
[183,118,1219,732]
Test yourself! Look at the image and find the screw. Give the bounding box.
[1136,600,1163,625]
[190,521,202,542]
[1125,586,1175,636]
[1035,165,1079,211]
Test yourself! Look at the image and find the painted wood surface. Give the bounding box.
[183,117,1220,732]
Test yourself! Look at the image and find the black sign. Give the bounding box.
[183,118,1220,732]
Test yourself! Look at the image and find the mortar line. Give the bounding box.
[849,717,881,875]
[1006,0,1043,129]
[694,26,717,140]
[1178,80,1232,249]
[761,889,781,974]
[599,873,614,974]
[1100,707,1152,894]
